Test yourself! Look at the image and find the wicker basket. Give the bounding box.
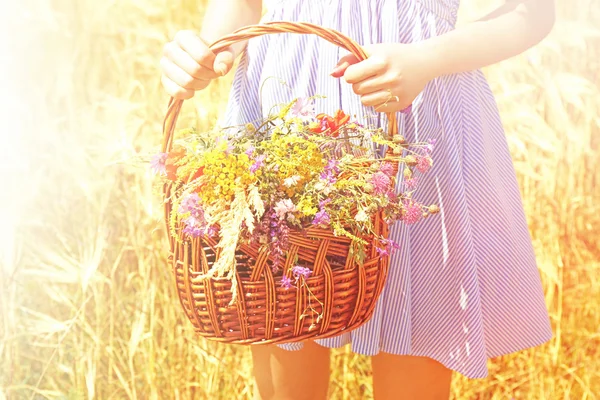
[161,21,400,345]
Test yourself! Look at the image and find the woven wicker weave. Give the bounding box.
[161,21,399,345]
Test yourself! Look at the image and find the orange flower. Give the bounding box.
[165,147,186,181]
[309,110,350,137]
[164,147,205,183]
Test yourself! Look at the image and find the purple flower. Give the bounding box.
[312,209,330,226]
[291,265,312,281]
[376,247,389,257]
[150,152,168,176]
[250,154,266,173]
[376,239,401,257]
[178,193,201,214]
[370,172,391,195]
[245,146,255,157]
[319,198,332,208]
[290,97,316,121]
[280,275,293,290]
[319,158,340,184]
[424,138,437,154]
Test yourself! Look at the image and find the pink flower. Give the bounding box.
[402,200,422,225]
[250,154,266,173]
[416,155,432,173]
[290,97,316,121]
[274,199,296,220]
[370,172,391,195]
[379,162,395,177]
[404,177,419,190]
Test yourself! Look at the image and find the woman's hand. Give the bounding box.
[160,30,236,100]
[331,43,438,113]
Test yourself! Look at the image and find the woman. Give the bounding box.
[159,0,555,399]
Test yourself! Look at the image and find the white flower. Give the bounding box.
[290,97,316,121]
[284,175,302,187]
[355,209,369,222]
[274,199,296,220]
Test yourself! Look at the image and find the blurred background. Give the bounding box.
[0,0,598,399]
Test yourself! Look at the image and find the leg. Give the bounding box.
[251,340,331,400]
[371,353,452,400]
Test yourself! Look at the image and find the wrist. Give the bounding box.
[411,38,445,80]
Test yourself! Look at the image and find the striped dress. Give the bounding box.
[222,0,553,379]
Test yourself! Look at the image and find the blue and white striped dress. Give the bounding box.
[223,0,553,379]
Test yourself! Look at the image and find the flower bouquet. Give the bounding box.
[153,95,437,344]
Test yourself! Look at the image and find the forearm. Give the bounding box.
[200,0,262,56]
[421,0,555,77]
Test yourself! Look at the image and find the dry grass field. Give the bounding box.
[0,0,599,399]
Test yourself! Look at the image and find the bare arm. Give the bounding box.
[336,0,556,112]
[199,0,263,60]
[423,0,556,77]
[161,0,262,99]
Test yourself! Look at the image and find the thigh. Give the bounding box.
[371,353,452,400]
[251,340,331,400]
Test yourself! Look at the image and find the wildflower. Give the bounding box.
[165,147,187,181]
[312,209,330,226]
[178,193,201,214]
[429,204,440,214]
[309,110,350,137]
[290,97,316,121]
[280,275,293,290]
[284,175,302,187]
[292,265,312,281]
[379,162,395,177]
[404,177,419,190]
[404,155,418,166]
[319,198,332,208]
[376,246,389,257]
[425,138,437,154]
[402,200,422,224]
[355,209,369,222]
[250,154,266,173]
[416,155,432,173]
[274,199,296,220]
[320,159,340,183]
[150,152,168,176]
[370,172,391,195]
[245,146,255,157]
[392,135,406,144]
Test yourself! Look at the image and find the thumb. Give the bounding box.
[330,53,361,78]
[213,47,236,76]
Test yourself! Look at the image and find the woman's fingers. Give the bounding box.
[351,75,391,95]
[160,30,237,98]
[343,56,387,84]
[160,57,210,91]
[174,30,220,79]
[161,75,195,100]
[330,53,360,78]
[360,90,397,107]
[213,47,236,76]
[163,42,210,80]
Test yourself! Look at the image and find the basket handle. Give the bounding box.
[161,21,398,153]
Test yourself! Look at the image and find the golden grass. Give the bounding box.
[0,0,599,399]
